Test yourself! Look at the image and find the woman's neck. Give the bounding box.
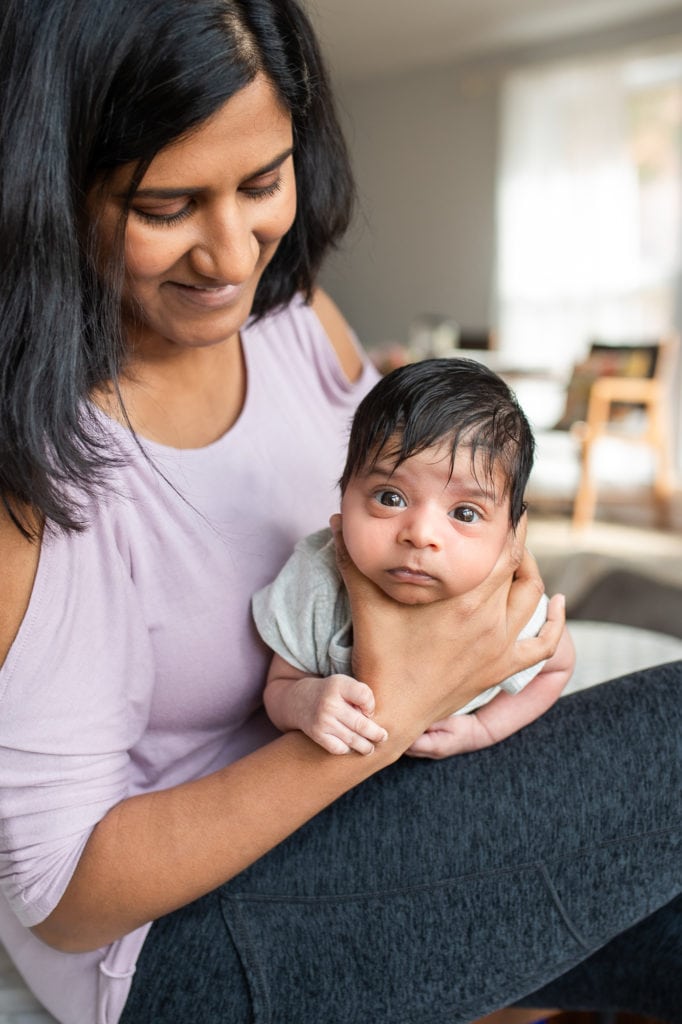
[95,333,247,449]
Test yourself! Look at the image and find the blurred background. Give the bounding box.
[306,0,682,605]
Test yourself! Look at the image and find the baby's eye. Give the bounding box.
[375,490,406,508]
[450,506,480,524]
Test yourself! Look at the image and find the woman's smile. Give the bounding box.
[92,74,297,355]
[164,279,247,310]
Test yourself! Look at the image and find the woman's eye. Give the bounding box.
[241,176,282,200]
[131,203,193,227]
[450,506,480,524]
[375,490,406,508]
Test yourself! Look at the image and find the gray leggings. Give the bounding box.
[120,664,682,1024]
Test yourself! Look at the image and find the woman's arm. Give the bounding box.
[31,519,562,954]
[1,469,563,957]
[0,504,41,668]
[33,726,407,953]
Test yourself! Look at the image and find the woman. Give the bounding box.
[0,2,679,1022]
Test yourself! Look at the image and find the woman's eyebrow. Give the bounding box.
[126,186,202,200]
[247,146,295,177]
[127,146,295,200]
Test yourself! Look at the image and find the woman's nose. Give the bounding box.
[189,203,260,283]
[397,508,443,549]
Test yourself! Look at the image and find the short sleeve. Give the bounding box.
[252,529,343,679]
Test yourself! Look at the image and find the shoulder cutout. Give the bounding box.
[0,505,42,669]
[311,289,364,383]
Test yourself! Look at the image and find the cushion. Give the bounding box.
[568,568,682,639]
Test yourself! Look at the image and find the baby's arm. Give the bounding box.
[408,624,575,758]
[263,653,389,756]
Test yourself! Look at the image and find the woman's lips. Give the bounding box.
[166,280,245,309]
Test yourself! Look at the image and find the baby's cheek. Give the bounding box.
[346,534,383,581]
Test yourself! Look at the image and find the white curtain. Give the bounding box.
[496,47,682,377]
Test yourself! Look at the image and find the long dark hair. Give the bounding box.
[0,0,355,536]
[339,358,535,527]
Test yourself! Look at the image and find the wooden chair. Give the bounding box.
[567,334,678,529]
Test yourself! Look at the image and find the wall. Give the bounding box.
[320,8,682,355]
[322,61,499,351]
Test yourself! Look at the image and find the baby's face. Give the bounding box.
[340,440,512,605]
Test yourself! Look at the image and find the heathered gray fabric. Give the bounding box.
[121,664,682,1024]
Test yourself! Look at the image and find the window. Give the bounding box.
[495,44,682,376]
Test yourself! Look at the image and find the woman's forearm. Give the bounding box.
[33,540,565,955]
[32,726,412,953]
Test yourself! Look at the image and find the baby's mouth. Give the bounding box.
[387,566,436,583]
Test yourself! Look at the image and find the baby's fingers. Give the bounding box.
[317,733,357,756]
[405,730,445,759]
[329,699,388,754]
[340,676,377,717]
[316,718,384,756]
[341,703,388,750]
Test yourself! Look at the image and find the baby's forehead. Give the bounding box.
[363,438,512,500]
[367,433,506,476]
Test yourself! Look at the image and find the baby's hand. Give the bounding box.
[406,714,486,759]
[288,674,388,755]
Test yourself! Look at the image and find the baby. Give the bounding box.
[253,357,574,758]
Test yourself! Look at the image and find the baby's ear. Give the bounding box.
[509,513,528,567]
[330,514,352,574]
[327,512,348,569]
[329,512,343,536]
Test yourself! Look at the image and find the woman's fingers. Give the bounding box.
[329,511,564,742]
[515,592,566,666]
[505,548,546,637]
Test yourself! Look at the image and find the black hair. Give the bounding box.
[0,0,354,536]
[339,358,535,527]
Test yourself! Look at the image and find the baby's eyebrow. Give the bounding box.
[362,461,397,480]
[448,477,503,505]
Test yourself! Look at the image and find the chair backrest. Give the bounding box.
[587,341,659,378]
[553,332,678,430]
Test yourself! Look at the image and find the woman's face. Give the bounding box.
[92,74,296,356]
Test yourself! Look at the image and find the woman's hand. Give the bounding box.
[329,513,565,747]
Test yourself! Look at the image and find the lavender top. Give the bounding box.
[0,296,378,1024]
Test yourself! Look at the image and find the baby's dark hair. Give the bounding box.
[339,358,535,527]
